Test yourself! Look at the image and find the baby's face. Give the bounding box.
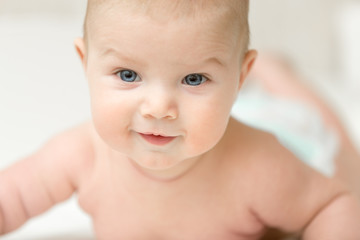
[78,4,254,172]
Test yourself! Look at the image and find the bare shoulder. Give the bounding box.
[43,121,94,154]
[226,118,346,233]
[226,117,328,182]
[223,117,285,164]
[0,122,96,233]
[35,121,96,188]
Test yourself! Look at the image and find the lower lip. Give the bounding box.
[139,133,176,146]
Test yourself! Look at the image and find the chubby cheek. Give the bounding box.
[184,93,234,155]
[89,87,133,150]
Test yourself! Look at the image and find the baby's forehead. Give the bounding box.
[86,0,248,31]
[85,0,249,53]
[88,0,243,17]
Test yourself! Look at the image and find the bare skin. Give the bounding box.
[250,54,360,197]
[1,2,360,239]
[0,118,352,239]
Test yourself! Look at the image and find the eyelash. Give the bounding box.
[114,69,209,86]
[182,74,208,86]
[115,69,141,83]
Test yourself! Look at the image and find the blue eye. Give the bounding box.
[117,70,139,82]
[183,74,207,86]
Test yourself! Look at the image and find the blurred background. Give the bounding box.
[249,0,360,150]
[0,0,359,239]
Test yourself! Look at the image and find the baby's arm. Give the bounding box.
[0,123,93,235]
[303,192,360,238]
[251,135,360,239]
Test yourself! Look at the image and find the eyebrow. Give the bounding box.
[100,47,141,64]
[204,56,226,67]
[100,47,120,57]
[100,47,226,68]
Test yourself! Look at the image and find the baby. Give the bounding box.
[1,0,360,239]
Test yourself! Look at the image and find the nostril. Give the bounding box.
[139,92,178,120]
[142,113,154,119]
[140,107,178,120]
[165,111,177,120]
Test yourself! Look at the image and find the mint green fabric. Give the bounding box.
[231,91,339,177]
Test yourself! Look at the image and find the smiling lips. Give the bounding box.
[139,133,176,146]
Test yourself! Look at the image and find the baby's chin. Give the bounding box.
[134,156,179,170]
[129,155,199,182]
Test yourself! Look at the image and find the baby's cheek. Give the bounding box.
[90,100,118,138]
[186,119,228,156]
[184,102,230,153]
[91,109,113,143]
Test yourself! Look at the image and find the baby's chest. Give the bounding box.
[79,181,264,240]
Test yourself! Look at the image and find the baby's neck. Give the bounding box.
[127,155,205,182]
[104,146,222,185]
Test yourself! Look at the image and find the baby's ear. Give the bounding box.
[74,37,87,69]
[238,49,257,90]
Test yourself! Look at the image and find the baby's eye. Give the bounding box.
[116,70,140,82]
[183,74,207,86]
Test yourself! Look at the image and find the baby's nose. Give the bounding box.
[140,87,178,120]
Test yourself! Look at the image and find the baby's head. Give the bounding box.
[75,0,256,175]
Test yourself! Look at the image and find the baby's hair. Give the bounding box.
[83,0,250,53]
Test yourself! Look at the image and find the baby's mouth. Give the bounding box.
[139,133,176,146]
